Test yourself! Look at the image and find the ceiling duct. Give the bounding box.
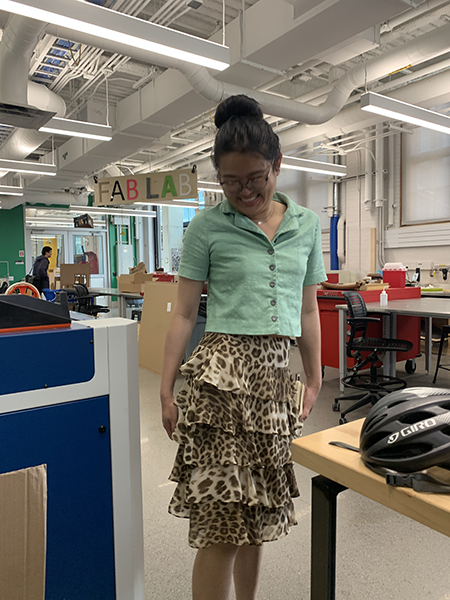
[0,15,56,129]
[0,101,55,130]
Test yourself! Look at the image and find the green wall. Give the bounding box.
[0,205,26,283]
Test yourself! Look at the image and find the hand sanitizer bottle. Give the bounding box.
[380,287,388,306]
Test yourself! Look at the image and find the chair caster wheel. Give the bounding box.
[332,402,340,412]
[405,359,416,374]
[339,417,347,425]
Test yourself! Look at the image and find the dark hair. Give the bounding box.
[42,246,52,255]
[213,95,281,169]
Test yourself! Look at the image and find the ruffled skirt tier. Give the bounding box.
[168,332,303,549]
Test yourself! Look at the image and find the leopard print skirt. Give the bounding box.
[168,332,303,549]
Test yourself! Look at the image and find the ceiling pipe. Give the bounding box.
[0,14,47,106]
[0,15,66,167]
[45,15,450,125]
[179,20,450,123]
[380,0,450,32]
[0,82,66,161]
[279,65,450,150]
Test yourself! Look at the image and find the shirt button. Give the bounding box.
[269,264,276,271]
[269,281,276,288]
[268,248,274,255]
[270,299,276,306]
[271,316,278,322]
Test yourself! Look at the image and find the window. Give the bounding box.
[402,125,450,225]
[31,234,64,271]
[73,233,104,275]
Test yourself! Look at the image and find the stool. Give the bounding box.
[432,324,450,383]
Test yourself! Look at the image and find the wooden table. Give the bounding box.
[291,420,450,600]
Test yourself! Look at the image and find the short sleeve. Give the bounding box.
[178,212,210,281]
[303,215,327,285]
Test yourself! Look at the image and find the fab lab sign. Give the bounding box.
[94,169,197,206]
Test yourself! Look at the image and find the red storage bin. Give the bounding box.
[383,263,406,288]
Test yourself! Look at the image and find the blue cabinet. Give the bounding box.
[0,396,115,599]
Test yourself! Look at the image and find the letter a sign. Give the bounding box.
[94,168,198,206]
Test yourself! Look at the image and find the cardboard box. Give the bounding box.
[138,280,178,375]
[60,263,90,288]
[152,273,179,283]
[118,273,153,292]
[0,464,47,600]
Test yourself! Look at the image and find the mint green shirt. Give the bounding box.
[178,192,327,337]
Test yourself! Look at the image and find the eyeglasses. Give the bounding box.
[219,167,272,195]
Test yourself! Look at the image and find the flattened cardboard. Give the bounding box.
[0,464,47,600]
[138,281,178,375]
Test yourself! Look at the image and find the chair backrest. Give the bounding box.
[342,291,370,355]
[73,283,91,311]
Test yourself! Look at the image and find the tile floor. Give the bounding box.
[139,344,450,600]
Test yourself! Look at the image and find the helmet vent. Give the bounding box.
[386,400,405,409]
[440,402,450,411]
[375,442,432,459]
[363,431,387,447]
[364,414,388,433]
[440,426,450,437]
[399,411,433,424]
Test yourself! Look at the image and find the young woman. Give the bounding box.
[160,94,326,600]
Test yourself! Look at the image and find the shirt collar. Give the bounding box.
[220,191,305,236]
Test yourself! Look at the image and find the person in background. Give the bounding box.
[33,246,52,294]
[160,94,326,600]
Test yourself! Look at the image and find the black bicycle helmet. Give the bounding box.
[360,387,450,474]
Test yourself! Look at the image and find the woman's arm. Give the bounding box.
[160,276,205,438]
[296,284,322,420]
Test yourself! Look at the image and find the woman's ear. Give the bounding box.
[274,153,282,176]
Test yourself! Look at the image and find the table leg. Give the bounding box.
[424,316,432,374]
[381,314,391,377]
[310,475,347,600]
[338,309,346,393]
[389,313,397,377]
[118,296,127,319]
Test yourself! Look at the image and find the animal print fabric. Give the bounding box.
[168,332,303,549]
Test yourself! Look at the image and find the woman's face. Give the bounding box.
[218,152,281,220]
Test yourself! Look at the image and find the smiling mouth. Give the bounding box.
[240,194,259,204]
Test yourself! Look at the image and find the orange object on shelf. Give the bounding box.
[6,282,40,297]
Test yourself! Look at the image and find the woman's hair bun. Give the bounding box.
[215,94,263,129]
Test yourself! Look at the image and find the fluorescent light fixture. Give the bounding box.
[0,185,23,196]
[198,187,223,193]
[0,158,56,176]
[2,0,230,71]
[134,200,199,208]
[39,117,112,141]
[281,156,347,177]
[361,92,450,135]
[70,205,157,218]
[27,221,105,228]
[198,180,220,185]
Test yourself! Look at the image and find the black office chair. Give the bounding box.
[73,283,110,317]
[333,291,413,424]
[432,325,450,383]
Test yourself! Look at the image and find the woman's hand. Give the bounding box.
[161,397,179,439]
[301,383,321,421]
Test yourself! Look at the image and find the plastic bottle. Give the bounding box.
[380,287,388,306]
